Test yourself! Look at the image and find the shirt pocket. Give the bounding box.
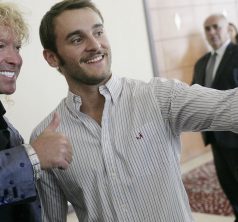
[126,122,171,178]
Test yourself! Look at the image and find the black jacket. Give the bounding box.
[192,42,238,148]
[0,101,41,222]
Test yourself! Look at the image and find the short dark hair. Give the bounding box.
[39,0,104,53]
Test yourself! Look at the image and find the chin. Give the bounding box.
[5,88,16,95]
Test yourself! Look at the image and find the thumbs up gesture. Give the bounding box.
[30,112,72,170]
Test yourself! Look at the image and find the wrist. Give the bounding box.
[24,144,42,180]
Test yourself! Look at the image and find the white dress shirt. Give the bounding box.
[31,75,238,222]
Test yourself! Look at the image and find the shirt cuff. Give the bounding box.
[23,144,41,180]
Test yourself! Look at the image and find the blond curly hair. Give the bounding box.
[0,2,28,44]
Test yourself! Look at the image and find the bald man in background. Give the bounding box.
[192,14,238,221]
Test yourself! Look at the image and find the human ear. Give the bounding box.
[43,49,59,68]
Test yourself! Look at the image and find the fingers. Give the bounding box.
[64,153,72,165]
[56,150,72,170]
[65,145,73,162]
[56,147,72,165]
[59,146,73,170]
[58,157,72,170]
[45,112,60,132]
[58,159,70,170]
[31,112,73,170]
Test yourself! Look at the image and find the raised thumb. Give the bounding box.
[46,112,60,131]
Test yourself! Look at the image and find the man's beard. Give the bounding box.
[73,72,110,85]
[56,51,111,86]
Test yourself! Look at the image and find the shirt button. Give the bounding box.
[19,162,25,167]
[111,172,116,178]
[122,204,127,213]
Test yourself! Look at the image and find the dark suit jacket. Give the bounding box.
[192,42,238,148]
[0,101,41,221]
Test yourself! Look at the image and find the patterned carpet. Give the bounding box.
[182,160,234,216]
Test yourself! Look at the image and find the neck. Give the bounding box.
[72,85,105,125]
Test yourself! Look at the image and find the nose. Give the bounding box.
[209,29,215,35]
[85,36,101,51]
[5,47,22,66]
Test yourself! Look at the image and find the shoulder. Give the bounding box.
[122,77,188,98]
[122,76,187,88]
[195,52,210,66]
[228,43,238,54]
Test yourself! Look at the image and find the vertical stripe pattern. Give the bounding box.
[31,75,238,222]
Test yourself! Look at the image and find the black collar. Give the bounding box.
[0,100,8,129]
[0,100,6,116]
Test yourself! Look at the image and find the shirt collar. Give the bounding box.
[212,39,230,57]
[102,75,122,104]
[65,75,122,115]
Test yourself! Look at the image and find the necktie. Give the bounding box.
[205,52,217,87]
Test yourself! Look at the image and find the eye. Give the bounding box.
[96,30,103,37]
[0,42,6,49]
[94,27,104,38]
[213,24,219,30]
[71,36,83,45]
[205,26,210,32]
[15,44,22,52]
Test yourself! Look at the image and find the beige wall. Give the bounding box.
[146,0,238,161]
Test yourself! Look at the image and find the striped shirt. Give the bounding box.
[31,75,238,222]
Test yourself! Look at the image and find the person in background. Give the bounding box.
[228,22,238,44]
[32,1,238,221]
[192,14,238,222]
[0,2,72,222]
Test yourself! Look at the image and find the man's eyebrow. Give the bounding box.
[65,23,104,40]
[66,30,83,40]
[93,23,104,29]
[205,24,218,30]
[204,25,210,30]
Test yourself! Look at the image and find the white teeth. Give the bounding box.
[0,71,15,77]
[86,55,103,64]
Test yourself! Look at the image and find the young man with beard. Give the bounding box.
[31,1,238,221]
[0,2,72,221]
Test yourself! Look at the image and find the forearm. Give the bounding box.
[0,146,37,206]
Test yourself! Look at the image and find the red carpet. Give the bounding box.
[182,160,234,216]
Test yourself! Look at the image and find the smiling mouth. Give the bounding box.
[0,71,15,78]
[83,54,104,64]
